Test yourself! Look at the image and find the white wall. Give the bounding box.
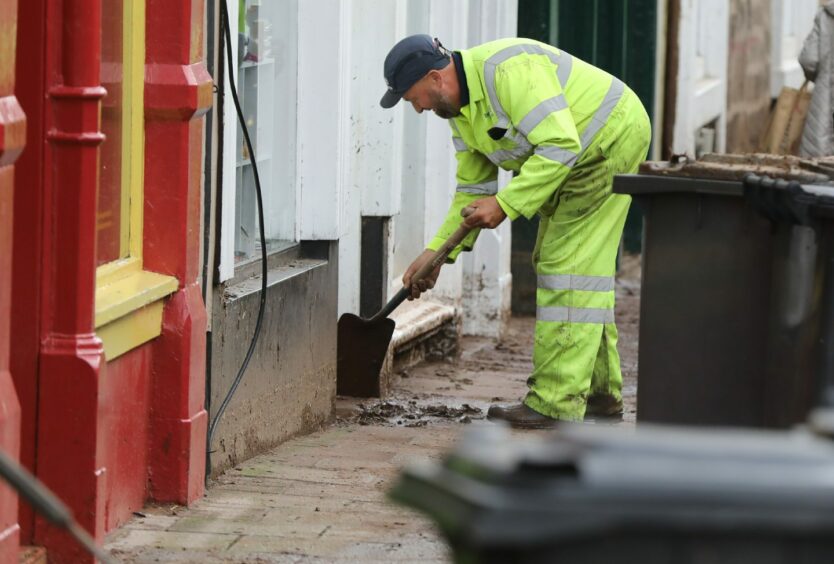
[384,0,517,338]
[338,0,409,318]
[459,0,517,338]
[297,0,349,240]
[672,0,730,155]
[353,0,517,339]
[219,0,518,337]
[413,0,470,305]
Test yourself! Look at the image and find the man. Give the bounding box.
[381,34,650,428]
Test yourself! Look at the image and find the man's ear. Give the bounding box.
[427,69,443,86]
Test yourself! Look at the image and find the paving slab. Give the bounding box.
[105,255,641,562]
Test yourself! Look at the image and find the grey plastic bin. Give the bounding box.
[613,173,834,427]
[390,422,834,564]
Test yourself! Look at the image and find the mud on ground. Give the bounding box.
[348,400,483,427]
[338,252,641,425]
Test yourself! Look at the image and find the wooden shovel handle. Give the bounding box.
[410,206,475,284]
[370,207,476,321]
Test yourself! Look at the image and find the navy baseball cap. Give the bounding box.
[380,34,451,108]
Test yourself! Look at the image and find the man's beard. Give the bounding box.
[432,92,460,119]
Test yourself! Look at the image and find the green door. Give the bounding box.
[512,0,657,314]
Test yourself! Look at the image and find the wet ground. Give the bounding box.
[105,255,641,562]
[346,400,483,427]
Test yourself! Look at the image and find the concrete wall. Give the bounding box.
[208,243,338,475]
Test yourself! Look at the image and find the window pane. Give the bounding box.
[234,0,297,264]
[98,0,125,266]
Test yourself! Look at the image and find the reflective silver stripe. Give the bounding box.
[537,306,614,324]
[486,151,504,165]
[488,146,532,165]
[450,119,463,137]
[510,131,533,157]
[486,151,507,165]
[488,129,534,164]
[452,137,468,152]
[516,95,568,137]
[579,78,625,149]
[556,51,572,90]
[534,145,579,168]
[484,43,573,131]
[457,180,498,195]
[529,78,625,167]
[481,43,622,167]
[538,274,615,292]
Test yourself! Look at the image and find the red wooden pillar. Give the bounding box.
[35,0,107,561]
[144,0,211,503]
[0,0,25,559]
[12,0,47,543]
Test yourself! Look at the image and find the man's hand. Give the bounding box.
[403,249,443,300]
[463,196,507,229]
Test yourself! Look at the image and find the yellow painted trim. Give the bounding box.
[95,270,178,328]
[93,0,161,361]
[96,256,141,287]
[98,301,165,361]
[123,0,146,259]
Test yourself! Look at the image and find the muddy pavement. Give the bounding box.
[343,251,641,427]
[349,400,483,427]
[105,255,640,563]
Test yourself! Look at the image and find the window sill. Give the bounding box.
[233,239,298,272]
[222,257,327,303]
[95,269,179,360]
[227,240,300,286]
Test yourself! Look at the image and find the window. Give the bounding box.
[220,0,298,278]
[99,0,128,266]
[98,0,145,272]
[95,0,177,360]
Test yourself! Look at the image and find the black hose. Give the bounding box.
[207,0,269,466]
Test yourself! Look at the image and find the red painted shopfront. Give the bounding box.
[8,0,212,561]
[0,0,25,560]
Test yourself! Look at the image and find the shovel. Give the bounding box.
[337,208,475,397]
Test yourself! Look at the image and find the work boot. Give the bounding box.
[584,393,624,421]
[487,403,558,429]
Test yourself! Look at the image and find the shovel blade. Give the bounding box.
[337,313,396,397]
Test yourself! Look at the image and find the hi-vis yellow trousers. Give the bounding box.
[524,89,651,420]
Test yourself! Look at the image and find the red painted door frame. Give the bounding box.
[144,0,211,505]
[12,0,47,544]
[10,0,210,560]
[34,0,108,561]
[0,0,25,559]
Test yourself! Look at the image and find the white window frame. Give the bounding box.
[219,0,300,281]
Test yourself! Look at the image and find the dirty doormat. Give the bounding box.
[349,400,483,427]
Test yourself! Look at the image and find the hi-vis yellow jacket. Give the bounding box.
[427,38,635,260]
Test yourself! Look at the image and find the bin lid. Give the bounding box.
[390,422,834,547]
[641,153,834,184]
[615,170,834,225]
